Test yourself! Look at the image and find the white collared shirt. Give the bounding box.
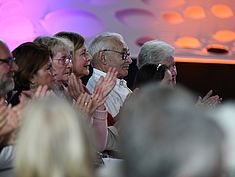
[86,68,132,117]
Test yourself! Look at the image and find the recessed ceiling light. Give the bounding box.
[213,30,235,42]
[162,11,183,24]
[206,44,229,54]
[184,6,206,19]
[175,37,201,48]
[211,4,233,18]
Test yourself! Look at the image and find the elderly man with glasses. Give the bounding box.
[86,32,132,118]
[0,40,20,177]
[0,42,18,98]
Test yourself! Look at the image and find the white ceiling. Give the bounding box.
[0,0,234,63]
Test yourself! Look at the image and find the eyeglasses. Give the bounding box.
[0,57,16,69]
[53,55,72,65]
[102,49,130,60]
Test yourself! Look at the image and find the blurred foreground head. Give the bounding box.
[120,84,224,177]
[212,102,235,177]
[15,96,96,177]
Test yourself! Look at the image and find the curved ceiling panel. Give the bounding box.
[0,16,35,40]
[115,9,157,28]
[82,0,119,6]
[0,0,234,62]
[0,0,23,17]
[41,9,104,37]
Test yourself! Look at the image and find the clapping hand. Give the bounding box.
[67,73,85,100]
[93,67,118,99]
[196,90,222,108]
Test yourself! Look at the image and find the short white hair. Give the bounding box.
[34,36,73,57]
[137,40,175,68]
[88,32,124,66]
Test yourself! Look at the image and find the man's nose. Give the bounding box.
[126,56,132,64]
[11,62,18,72]
[86,53,92,62]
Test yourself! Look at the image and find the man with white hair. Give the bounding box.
[137,40,222,106]
[87,32,132,118]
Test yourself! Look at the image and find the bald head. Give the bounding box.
[0,40,11,59]
[0,40,16,98]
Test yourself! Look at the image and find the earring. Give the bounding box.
[30,81,37,90]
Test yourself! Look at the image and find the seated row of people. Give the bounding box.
[0,30,225,177]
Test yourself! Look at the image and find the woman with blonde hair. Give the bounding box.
[14,96,96,177]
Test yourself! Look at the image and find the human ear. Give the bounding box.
[100,51,107,65]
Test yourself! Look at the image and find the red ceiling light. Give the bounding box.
[162,11,183,24]
[211,4,233,18]
[206,44,229,54]
[184,6,206,19]
[175,37,201,48]
[213,30,235,42]
[136,36,155,46]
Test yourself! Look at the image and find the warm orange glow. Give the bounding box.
[213,30,235,42]
[211,4,233,18]
[176,57,235,64]
[175,37,201,48]
[232,47,235,52]
[143,0,185,8]
[162,11,183,24]
[184,6,206,19]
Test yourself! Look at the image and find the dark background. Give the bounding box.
[124,59,235,101]
[176,62,235,101]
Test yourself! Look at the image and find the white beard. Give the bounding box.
[0,76,14,97]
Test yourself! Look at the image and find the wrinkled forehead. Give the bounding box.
[110,37,128,50]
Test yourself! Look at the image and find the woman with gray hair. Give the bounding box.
[137,40,177,86]
[34,36,73,87]
[137,40,222,108]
